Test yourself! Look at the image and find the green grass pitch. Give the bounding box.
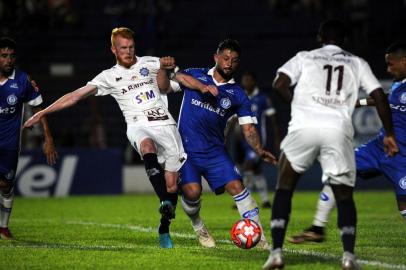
[0,191,404,269]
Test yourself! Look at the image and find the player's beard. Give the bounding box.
[0,65,14,77]
[216,66,234,81]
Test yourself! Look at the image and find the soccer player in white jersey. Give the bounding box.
[0,37,58,240]
[23,27,217,248]
[262,20,399,270]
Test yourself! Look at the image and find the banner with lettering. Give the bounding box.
[14,149,123,197]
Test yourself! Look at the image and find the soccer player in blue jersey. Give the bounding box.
[288,41,406,246]
[168,39,278,248]
[239,71,280,208]
[0,37,57,240]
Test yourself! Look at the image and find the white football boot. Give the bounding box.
[342,252,362,270]
[262,248,284,270]
[194,224,216,248]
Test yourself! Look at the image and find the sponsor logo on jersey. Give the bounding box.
[220,97,231,109]
[320,192,329,201]
[312,95,345,106]
[10,83,18,89]
[121,79,154,94]
[143,107,169,121]
[400,92,406,104]
[399,176,406,190]
[191,98,225,116]
[140,67,149,77]
[135,90,156,103]
[0,106,16,114]
[225,89,234,94]
[197,76,208,82]
[390,103,406,112]
[242,207,259,219]
[7,94,17,105]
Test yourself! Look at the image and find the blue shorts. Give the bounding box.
[356,138,406,199]
[0,149,19,182]
[180,150,242,194]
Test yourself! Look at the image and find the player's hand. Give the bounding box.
[383,135,399,157]
[202,85,218,96]
[23,111,44,129]
[257,149,278,166]
[43,139,58,166]
[159,56,176,70]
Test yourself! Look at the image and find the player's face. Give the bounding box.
[385,53,406,81]
[241,74,256,93]
[111,36,136,68]
[214,49,240,80]
[0,47,16,77]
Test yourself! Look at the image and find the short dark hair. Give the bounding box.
[318,20,347,46]
[217,39,242,56]
[386,42,406,56]
[0,37,16,50]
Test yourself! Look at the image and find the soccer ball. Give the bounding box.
[230,218,262,249]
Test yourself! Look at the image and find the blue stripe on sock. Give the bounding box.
[234,189,249,202]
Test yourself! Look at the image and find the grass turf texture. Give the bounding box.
[0,191,404,270]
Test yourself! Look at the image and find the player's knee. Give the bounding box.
[0,179,13,195]
[330,184,353,202]
[181,185,201,201]
[225,180,244,196]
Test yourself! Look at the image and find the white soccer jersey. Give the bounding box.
[278,44,381,137]
[87,56,176,126]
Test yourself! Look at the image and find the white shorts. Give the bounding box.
[126,124,187,172]
[281,127,356,187]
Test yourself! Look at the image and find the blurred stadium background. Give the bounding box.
[2,0,406,197]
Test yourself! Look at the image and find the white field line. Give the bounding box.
[5,219,406,270]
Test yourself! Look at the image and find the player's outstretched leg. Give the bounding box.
[288,184,335,244]
[181,196,215,248]
[233,187,269,250]
[0,187,14,240]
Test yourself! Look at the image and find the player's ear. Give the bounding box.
[214,53,218,64]
[111,45,116,55]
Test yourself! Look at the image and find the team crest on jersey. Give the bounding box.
[220,97,231,109]
[139,67,149,77]
[400,92,406,104]
[399,176,406,190]
[7,94,17,105]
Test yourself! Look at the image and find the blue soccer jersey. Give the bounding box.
[355,80,406,198]
[177,67,256,192]
[178,68,256,154]
[0,69,42,150]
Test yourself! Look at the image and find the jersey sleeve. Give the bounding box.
[358,59,382,95]
[24,75,43,106]
[87,71,111,96]
[237,91,257,125]
[277,52,303,86]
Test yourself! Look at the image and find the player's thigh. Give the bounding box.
[319,130,356,187]
[202,152,242,194]
[280,128,320,173]
[381,153,406,198]
[0,149,19,192]
[355,139,382,178]
[154,125,187,172]
[180,157,202,189]
[126,125,153,156]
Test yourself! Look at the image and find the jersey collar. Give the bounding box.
[207,67,235,86]
[115,56,139,70]
[322,44,342,50]
[248,87,259,97]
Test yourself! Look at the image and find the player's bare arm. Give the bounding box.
[32,106,58,165]
[273,72,292,103]
[369,88,399,156]
[241,123,278,165]
[157,56,176,92]
[173,72,218,96]
[23,85,97,128]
